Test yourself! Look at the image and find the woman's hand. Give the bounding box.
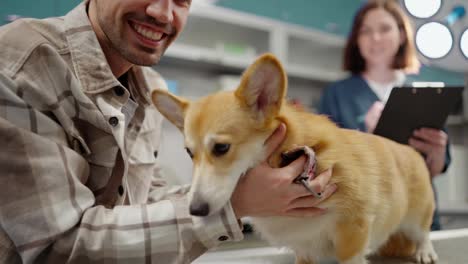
[231,123,337,218]
[364,101,384,133]
[409,128,448,178]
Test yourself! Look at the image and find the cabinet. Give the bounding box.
[162,3,346,83]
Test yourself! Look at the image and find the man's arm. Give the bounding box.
[0,72,241,263]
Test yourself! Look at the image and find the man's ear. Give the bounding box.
[151,89,188,131]
[235,53,287,122]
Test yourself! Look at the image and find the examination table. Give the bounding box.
[194,228,468,264]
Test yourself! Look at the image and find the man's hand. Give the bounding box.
[231,123,337,218]
[365,101,384,133]
[409,128,448,178]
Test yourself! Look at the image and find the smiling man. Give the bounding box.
[87,0,186,75]
[0,0,336,263]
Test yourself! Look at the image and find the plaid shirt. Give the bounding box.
[0,3,243,264]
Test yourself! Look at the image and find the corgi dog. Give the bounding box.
[151,53,437,264]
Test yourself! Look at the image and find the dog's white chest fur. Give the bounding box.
[250,214,339,260]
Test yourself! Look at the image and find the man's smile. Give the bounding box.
[129,20,168,47]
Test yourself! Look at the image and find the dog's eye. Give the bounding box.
[185,147,193,159]
[212,143,230,157]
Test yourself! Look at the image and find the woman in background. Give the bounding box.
[319,0,451,230]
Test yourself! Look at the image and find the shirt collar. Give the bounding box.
[63,2,154,106]
[64,2,120,94]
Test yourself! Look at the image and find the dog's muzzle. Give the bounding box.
[190,199,210,216]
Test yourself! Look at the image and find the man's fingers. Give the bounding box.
[282,155,307,182]
[288,168,333,198]
[307,168,333,195]
[288,183,337,209]
[263,123,287,158]
[317,183,337,202]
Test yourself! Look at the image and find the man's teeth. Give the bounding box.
[133,23,163,41]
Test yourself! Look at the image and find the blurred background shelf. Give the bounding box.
[161,4,346,84]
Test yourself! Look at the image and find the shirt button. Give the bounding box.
[218,235,229,241]
[114,86,125,96]
[118,185,124,196]
[153,151,158,158]
[109,117,119,127]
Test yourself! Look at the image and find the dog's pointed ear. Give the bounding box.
[235,53,287,122]
[151,89,188,131]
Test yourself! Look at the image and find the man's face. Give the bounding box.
[92,0,191,66]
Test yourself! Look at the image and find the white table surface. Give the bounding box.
[194,228,468,264]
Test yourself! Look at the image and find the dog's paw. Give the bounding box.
[414,244,438,263]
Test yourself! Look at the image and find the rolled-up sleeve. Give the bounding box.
[144,148,244,262]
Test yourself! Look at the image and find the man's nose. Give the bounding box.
[146,0,173,24]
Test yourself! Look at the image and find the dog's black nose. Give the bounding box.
[190,202,210,216]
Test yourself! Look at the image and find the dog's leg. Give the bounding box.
[400,200,438,263]
[295,255,315,264]
[339,253,367,264]
[401,224,438,263]
[413,232,437,264]
[335,218,369,264]
[377,231,416,257]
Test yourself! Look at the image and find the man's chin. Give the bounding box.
[128,55,162,66]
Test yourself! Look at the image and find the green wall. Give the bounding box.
[217,0,363,36]
[0,0,81,25]
[409,66,466,86]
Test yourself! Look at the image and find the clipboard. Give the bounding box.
[373,86,464,144]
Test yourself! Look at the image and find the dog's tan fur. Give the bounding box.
[152,54,437,264]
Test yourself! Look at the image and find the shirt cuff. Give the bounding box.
[172,197,244,249]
